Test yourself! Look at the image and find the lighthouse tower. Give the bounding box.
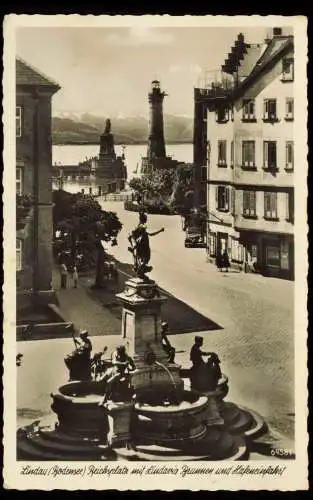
[147,80,167,159]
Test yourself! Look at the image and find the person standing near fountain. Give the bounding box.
[128,211,164,279]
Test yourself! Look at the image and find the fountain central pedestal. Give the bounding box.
[116,277,184,403]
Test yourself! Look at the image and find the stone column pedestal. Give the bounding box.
[105,401,134,448]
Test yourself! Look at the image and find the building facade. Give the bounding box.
[199,28,294,280]
[16,58,60,312]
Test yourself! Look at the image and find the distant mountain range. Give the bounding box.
[52,113,194,145]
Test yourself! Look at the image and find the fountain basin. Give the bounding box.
[134,390,211,445]
[51,381,108,437]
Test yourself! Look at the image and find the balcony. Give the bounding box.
[195,71,236,101]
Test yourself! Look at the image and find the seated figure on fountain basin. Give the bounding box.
[189,336,222,392]
[64,329,93,381]
[99,345,136,406]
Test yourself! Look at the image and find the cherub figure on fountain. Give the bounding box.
[128,211,164,280]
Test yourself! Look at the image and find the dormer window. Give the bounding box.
[263,99,278,122]
[242,99,256,121]
[282,57,294,81]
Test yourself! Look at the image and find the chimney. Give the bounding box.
[273,27,283,37]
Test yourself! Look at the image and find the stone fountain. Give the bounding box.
[17,212,268,461]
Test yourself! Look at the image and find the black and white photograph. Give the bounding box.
[3,15,308,490]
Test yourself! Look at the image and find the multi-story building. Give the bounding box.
[195,27,294,280]
[16,57,60,313]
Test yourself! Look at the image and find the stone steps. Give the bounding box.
[116,433,247,462]
[17,423,114,461]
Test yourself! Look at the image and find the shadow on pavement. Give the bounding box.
[87,258,223,336]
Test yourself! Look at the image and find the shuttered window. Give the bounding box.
[285,141,294,170]
[264,141,277,169]
[216,186,229,211]
[242,190,256,217]
[242,99,255,120]
[242,141,255,167]
[217,140,227,166]
[264,192,278,219]
[263,99,277,120]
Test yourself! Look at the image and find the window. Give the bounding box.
[16,239,22,271]
[286,191,294,223]
[242,141,256,168]
[231,238,244,263]
[16,106,22,137]
[285,141,294,170]
[208,232,217,257]
[251,244,258,259]
[242,99,256,121]
[280,241,290,270]
[230,141,234,167]
[263,141,277,169]
[266,244,280,268]
[282,57,294,81]
[215,106,229,123]
[16,167,23,195]
[217,140,227,166]
[264,192,278,219]
[243,190,256,217]
[231,188,236,214]
[216,186,229,211]
[263,99,277,121]
[285,98,294,120]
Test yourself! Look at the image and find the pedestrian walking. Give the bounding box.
[60,262,68,289]
[72,265,78,288]
[222,250,230,272]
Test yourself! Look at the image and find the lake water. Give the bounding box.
[53,143,193,190]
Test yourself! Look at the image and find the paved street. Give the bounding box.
[17,201,295,441]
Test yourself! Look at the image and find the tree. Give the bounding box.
[53,190,122,287]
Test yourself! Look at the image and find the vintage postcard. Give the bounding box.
[3,14,308,490]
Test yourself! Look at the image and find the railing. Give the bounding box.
[96,192,133,202]
[195,70,236,100]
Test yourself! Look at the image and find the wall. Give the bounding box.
[206,45,294,236]
[16,88,56,306]
[233,47,294,189]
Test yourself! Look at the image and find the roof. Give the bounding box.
[237,44,265,80]
[234,36,293,96]
[16,57,60,91]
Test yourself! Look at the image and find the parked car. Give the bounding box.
[184,226,206,248]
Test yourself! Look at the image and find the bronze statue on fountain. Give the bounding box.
[189,336,222,393]
[64,329,93,381]
[128,211,164,280]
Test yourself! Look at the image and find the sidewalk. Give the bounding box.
[52,267,121,337]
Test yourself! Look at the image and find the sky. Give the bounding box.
[16,26,269,118]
